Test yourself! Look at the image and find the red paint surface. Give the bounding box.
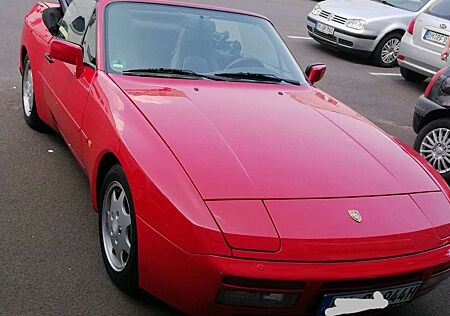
[207,200,280,252]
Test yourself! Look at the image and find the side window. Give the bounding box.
[59,0,96,45]
[82,12,97,67]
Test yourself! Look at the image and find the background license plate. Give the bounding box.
[424,30,448,45]
[317,282,422,316]
[316,22,335,35]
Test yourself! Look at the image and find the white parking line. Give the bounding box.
[287,35,314,40]
[369,72,402,77]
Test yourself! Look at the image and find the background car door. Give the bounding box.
[46,0,96,166]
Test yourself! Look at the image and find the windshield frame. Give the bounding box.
[102,1,308,85]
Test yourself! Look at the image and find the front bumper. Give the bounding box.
[138,217,450,316]
[306,16,378,57]
[399,33,447,78]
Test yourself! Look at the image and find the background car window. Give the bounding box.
[82,12,96,67]
[59,0,96,45]
[426,0,450,20]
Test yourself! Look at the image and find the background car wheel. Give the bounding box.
[400,67,428,83]
[99,164,138,293]
[372,33,402,67]
[414,118,450,182]
[22,55,45,131]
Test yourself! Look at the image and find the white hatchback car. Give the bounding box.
[399,0,450,82]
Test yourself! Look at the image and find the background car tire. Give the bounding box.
[99,164,139,293]
[372,32,402,67]
[414,118,450,182]
[400,67,428,83]
[22,55,46,131]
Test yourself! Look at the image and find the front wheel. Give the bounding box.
[414,118,450,182]
[400,67,428,83]
[99,165,139,293]
[372,33,402,67]
[22,56,45,131]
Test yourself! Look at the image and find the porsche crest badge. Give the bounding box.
[348,210,362,223]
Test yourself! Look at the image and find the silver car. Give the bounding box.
[307,0,434,67]
[399,0,450,82]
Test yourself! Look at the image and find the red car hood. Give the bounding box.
[112,75,438,199]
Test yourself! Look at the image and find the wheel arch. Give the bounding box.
[378,20,407,38]
[383,28,406,37]
[419,110,450,132]
[20,46,28,75]
[94,152,122,211]
[372,28,406,66]
[375,28,405,47]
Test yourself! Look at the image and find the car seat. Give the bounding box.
[171,17,219,73]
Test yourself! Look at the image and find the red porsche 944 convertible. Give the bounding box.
[20,0,450,315]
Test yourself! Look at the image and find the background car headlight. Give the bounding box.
[311,5,322,15]
[346,19,366,30]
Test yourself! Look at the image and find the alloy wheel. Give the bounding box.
[381,38,400,65]
[22,61,34,117]
[101,181,132,272]
[420,128,450,174]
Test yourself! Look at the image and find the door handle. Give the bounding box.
[44,53,54,64]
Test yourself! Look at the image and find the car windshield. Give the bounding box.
[105,2,307,85]
[377,0,430,12]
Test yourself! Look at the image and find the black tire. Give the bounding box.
[99,164,139,293]
[372,32,403,67]
[400,67,428,83]
[414,118,450,182]
[22,56,46,131]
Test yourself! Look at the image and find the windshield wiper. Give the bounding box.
[122,68,219,80]
[122,69,301,85]
[214,72,301,85]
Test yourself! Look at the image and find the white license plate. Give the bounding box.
[316,22,335,35]
[424,30,448,45]
[317,282,422,316]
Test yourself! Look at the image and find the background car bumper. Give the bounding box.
[307,16,378,56]
[137,217,450,316]
[399,33,446,77]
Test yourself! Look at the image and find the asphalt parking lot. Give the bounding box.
[0,0,448,315]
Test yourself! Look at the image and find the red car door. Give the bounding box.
[45,0,96,166]
[22,4,55,125]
